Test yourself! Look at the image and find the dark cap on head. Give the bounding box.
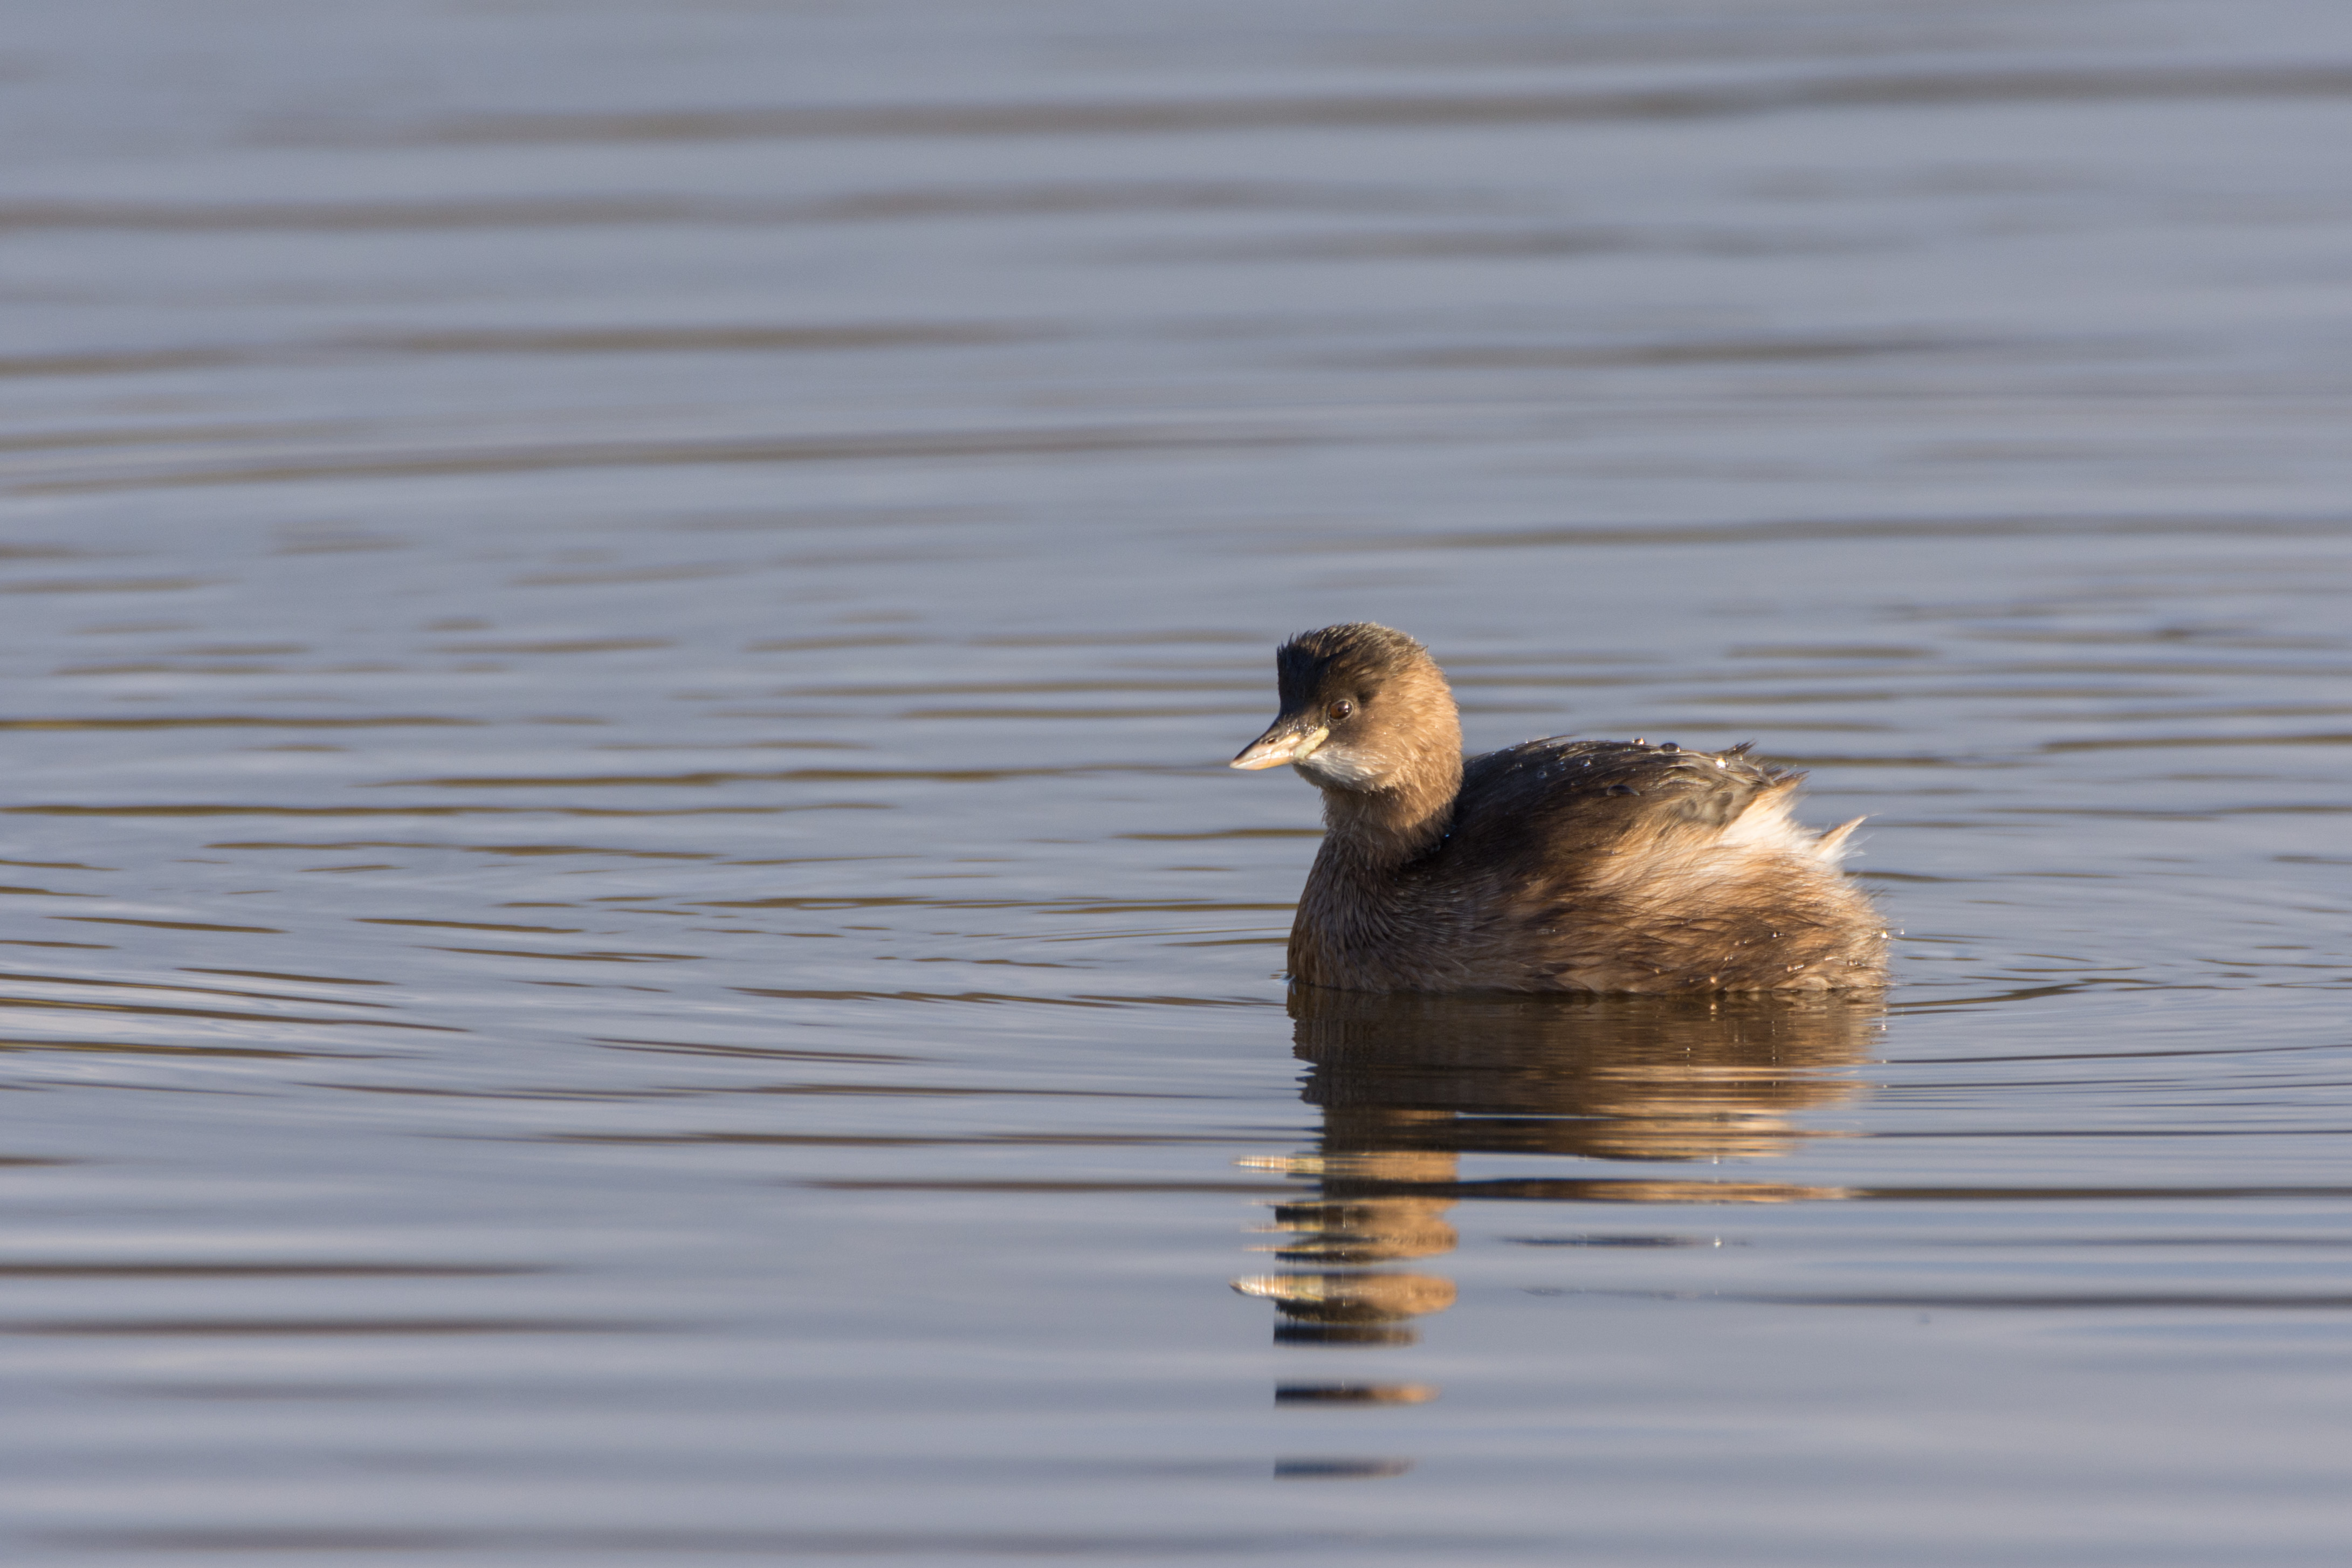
[1276,623,1431,708]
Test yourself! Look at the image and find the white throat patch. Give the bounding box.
[1294,745,1385,790]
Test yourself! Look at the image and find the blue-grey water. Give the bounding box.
[4,2,2352,1562]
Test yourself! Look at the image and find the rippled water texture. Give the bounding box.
[5,1,2352,1562]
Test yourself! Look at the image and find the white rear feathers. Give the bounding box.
[1812,816,1866,864]
[1711,782,1862,865]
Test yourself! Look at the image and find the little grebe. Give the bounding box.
[1231,623,1887,993]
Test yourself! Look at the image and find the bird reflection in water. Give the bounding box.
[1234,987,1882,1356]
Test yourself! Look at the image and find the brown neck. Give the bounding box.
[1317,749,1462,874]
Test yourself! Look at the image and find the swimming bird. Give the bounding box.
[1230,623,1886,993]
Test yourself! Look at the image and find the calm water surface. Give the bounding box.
[4,2,2352,1562]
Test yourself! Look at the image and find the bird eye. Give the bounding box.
[1326,699,1353,721]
